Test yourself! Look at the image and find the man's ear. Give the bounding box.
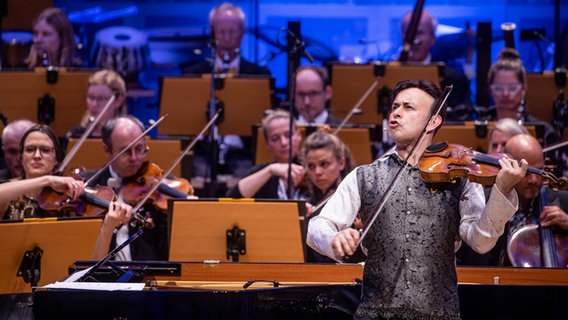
[426,114,443,133]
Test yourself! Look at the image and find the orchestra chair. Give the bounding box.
[525,71,568,124]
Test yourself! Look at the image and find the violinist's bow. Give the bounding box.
[56,94,117,175]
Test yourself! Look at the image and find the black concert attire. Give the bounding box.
[80,168,169,261]
[182,57,271,75]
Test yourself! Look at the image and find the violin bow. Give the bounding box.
[84,114,168,186]
[130,109,221,216]
[55,94,117,175]
[332,61,386,136]
[352,85,453,253]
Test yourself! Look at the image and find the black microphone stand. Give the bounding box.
[206,38,224,197]
[285,25,314,198]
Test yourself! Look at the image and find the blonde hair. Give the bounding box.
[80,69,127,127]
[487,48,526,86]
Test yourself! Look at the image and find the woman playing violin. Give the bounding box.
[307,79,528,319]
[0,124,85,219]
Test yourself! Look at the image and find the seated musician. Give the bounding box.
[300,130,365,263]
[225,110,305,199]
[25,7,82,68]
[0,124,127,222]
[0,119,36,182]
[86,115,194,261]
[457,134,568,266]
[67,69,127,138]
[487,118,529,154]
[294,66,341,126]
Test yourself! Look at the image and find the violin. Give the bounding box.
[37,183,115,217]
[120,161,194,211]
[418,142,568,190]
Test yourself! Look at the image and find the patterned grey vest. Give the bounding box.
[355,155,465,320]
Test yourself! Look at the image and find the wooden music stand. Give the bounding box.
[158,75,274,136]
[0,69,95,135]
[329,62,441,125]
[253,124,376,165]
[0,217,103,294]
[168,199,306,263]
[66,138,183,177]
[434,122,539,154]
[525,71,568,124]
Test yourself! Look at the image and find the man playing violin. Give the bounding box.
[458,134,568,267]
[84,116,169,261]
[307,79,528,320]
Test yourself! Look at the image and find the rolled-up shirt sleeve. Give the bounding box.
[459,181,518,254]
[307,169,361,259]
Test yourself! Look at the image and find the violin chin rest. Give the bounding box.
[426,141,448,153]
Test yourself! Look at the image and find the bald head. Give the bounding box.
[504,134,543,168]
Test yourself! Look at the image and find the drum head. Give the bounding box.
[91,26,150,81]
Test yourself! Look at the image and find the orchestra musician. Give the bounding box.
[457,134,568,267]
[84,116,178,261]
[307,79,528,319]
[0,124,128,225]
[67,69,127,138]
[24,7,82,68]
[300,130,367,263]
[294,66,342,126]
[225,110,305,199]
[487,118,529,154]
[400,9,473,118]
[183,2,270,75]
[0,119,36,182]
[480,48,557,147]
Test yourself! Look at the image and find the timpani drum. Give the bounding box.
[1,31,33,68]
[91,26,150,80]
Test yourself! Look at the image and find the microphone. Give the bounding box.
[286,29,314,63]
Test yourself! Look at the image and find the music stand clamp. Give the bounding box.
[17,246,43,289]
[226,226,246,262]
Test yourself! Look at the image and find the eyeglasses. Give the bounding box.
[216,29,241,37]
[113,145,149,158]
[86,95,112,104]
[296,90,324,100]
[489,83,523,94]
[23,145,55,156]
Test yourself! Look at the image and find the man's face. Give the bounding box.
[295,69,331,122]
[402,14,436,62]
[2,133,24,178]
[105,120,146,179]
[212,9,244,61]
[387,87,436,147]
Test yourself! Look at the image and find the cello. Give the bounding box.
[507,188,568,268]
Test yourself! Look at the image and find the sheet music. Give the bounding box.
[63,266,94,283]
[42,281,145,291]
